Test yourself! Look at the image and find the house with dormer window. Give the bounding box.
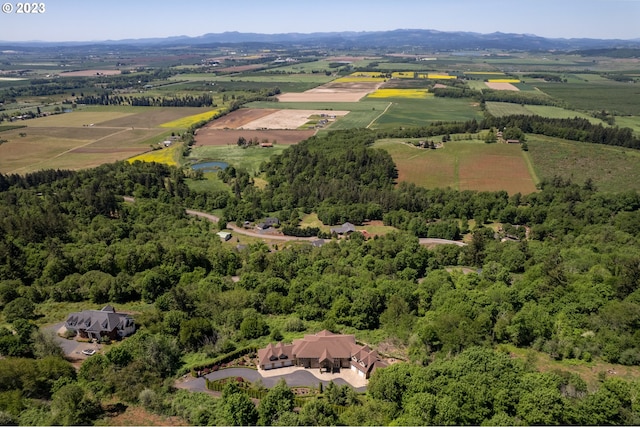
[257,330,387,379]
[64,305,135,341]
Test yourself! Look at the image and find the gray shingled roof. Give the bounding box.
[65,306,132,333]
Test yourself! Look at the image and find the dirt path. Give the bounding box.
[366,102,393,128]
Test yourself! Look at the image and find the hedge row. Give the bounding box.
[188,345,258,376]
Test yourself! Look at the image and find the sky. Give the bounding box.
[0,0,639,42]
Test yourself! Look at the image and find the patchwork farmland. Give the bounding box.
[2,47,640,195]
[0,107,218,173]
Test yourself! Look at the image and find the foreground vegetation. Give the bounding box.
[2,40,640,426]
[1,137,640,424]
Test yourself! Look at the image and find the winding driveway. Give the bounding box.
[124,197,465,246]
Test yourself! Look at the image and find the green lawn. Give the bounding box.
[187,144,288,175]
[186,172,232,193]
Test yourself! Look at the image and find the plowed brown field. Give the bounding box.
[194,129,315,146]
[204,109,279,129]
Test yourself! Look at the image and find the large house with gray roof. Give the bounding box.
[257,330,387,379]
[64,305,135,341]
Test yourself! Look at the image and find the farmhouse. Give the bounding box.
[257,330,387,379]
[330,222,356,235]
[257,217,280,230]
[64,305,135,341]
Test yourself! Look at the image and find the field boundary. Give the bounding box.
[521,150,540,187]
[367,102,393,128]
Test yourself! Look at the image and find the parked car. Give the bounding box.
[82,349,96,356]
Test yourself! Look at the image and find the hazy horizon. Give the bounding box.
[0,0,639,43]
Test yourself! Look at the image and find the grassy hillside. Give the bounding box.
[527,134,640,192]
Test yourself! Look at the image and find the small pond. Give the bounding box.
[191,161,229,172]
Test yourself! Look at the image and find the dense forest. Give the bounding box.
[2,125,640,424]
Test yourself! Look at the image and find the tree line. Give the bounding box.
[74,93,216,107]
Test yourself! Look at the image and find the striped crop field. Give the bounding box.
[160,109,223,129]
[128,144,182,166]
[487,79,521,83]
[367,88,433,99]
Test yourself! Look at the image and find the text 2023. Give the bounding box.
[16,2,45,13]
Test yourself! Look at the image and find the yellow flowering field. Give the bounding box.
[160,109,222,128]
[427,74,457,80]
[488,79,521,83]
[128,144,181,166]
[368,88,433,98]
[391,72,415,79]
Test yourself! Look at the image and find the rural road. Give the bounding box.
[124,197,465,246]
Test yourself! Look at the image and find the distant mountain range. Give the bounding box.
[3,29,640,51]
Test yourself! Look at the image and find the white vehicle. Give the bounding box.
[82,349,96,356]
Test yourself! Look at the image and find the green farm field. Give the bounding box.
[485,102,533,117]
[169,73,332,92]
[371,98,483,129]
[526,135,640,192]
[535,82,640,115]
[266,60,348,74]
[486,102,608,125]
[525,105,608,124]
[374,138,537,194]
[615,116,640,135]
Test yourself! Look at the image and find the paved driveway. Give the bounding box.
[43,322,101,360]
[178,367,367,393]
